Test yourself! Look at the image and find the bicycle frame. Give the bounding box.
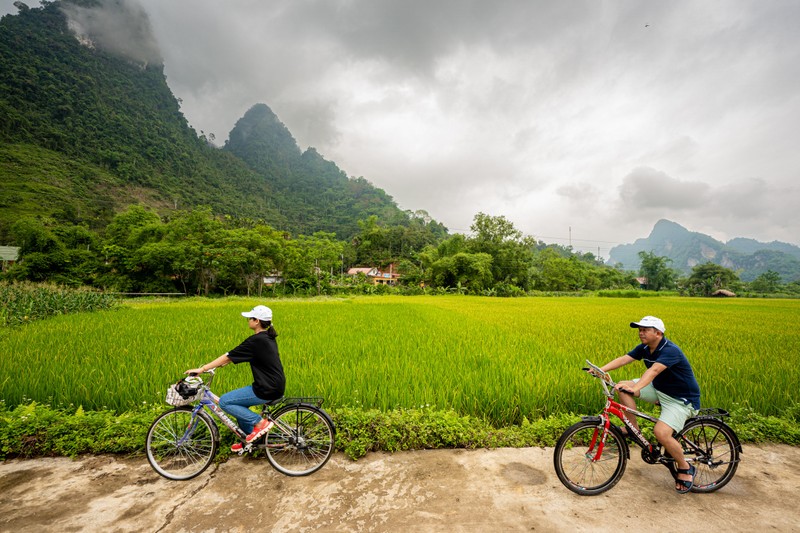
[586,362,657,452]
[178,370,328,451]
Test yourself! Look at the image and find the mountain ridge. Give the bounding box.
[609,219,800,282]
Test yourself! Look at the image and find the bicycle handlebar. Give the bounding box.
[185,368,216,389]
[584,359,633,398]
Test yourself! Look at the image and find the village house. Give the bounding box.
[346,264,401,286]
[0,246,19,272]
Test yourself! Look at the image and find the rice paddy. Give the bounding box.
[1,295,797,425]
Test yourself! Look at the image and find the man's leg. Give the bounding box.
[616,380,640,432]
[654,421,693,489]
[653,394,697,491]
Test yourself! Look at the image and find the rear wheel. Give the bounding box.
[553,421,627,495]
[675,417,740,493]
[146,407,218,480]
[264,404,335,476]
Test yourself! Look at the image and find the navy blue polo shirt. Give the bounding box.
[628,337,701,409]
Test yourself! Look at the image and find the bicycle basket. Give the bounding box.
[165,377,203,406]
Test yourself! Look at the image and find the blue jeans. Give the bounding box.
[218,386,264,434]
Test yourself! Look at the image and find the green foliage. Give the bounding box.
[749,270,782,294]
[637,250,678,291]
[727,405,800,445]
[1,401,796,461]
[0,401,155,459]
[0,281,119,326]
[682,262,741,296]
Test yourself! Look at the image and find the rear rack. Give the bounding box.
[285,396,325,407]
[697,407,730,418]
[262,396,326,410]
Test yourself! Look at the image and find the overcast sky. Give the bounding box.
[4,1,799,255]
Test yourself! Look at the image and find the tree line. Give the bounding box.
[5,207,797,297]
[1,208,626,295]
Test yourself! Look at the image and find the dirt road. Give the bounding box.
[1,445,799,532]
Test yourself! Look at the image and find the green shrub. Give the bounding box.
[597,290,641,298]
[1,401,795,461]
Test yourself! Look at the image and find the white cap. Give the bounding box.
[242,305,273,322]
[630,316,665,333]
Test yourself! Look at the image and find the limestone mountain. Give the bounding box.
[224,104,410,238]
[609,219,800,282]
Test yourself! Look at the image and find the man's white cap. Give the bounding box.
[630,315,665,333]
[242,305,273,322]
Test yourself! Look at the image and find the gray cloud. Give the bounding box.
[616,168,799,244]
[619,167,710,210]
[61,0,162,66]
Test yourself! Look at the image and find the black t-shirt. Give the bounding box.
[227,332,285,400]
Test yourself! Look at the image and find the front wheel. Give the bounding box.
[553,420,627,495]
[674,417,740,493]
[146,407,219,480]
[264,404,335,476]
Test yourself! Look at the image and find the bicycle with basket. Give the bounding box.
[146,369,336,480]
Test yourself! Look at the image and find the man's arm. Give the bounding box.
[600,355,635,373]
[627,362,667,393]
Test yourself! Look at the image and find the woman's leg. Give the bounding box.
[219,386,263,434]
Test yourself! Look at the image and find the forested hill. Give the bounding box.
[224,104,413,238]
[0,1,422,241]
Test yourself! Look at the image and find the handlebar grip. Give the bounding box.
[618,387,635,395]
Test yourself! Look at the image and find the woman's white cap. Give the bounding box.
[630,316,665,333]
[242,305,272,321]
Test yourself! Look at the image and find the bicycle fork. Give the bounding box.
[585,414,624,461]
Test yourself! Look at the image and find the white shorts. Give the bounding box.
[633,379,699,433]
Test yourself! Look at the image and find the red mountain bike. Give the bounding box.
[553,360,741,495]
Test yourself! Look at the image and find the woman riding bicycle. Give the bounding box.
[186,305,285,452]
[598,316,701,494]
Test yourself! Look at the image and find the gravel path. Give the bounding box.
[1,445,798,532]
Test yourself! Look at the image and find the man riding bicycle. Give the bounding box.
[598,316,701,494]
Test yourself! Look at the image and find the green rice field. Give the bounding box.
[1,295,797,426]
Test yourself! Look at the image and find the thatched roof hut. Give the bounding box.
[711,289,736,297]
